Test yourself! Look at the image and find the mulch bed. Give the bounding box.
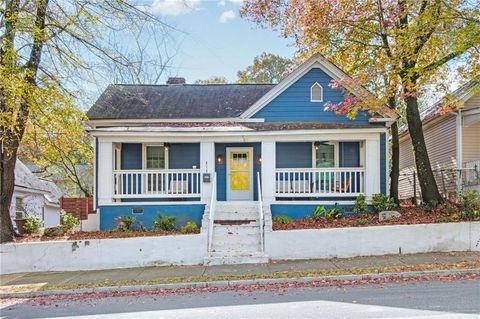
[13,230,197,243]
[273,205,463,231]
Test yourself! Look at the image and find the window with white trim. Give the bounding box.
[311,82,323,102]
[145,145,167,169]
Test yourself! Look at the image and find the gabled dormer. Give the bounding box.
[241,54,385,125]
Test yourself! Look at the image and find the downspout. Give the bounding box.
[455,111,463,193]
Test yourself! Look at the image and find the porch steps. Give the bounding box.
[204,202,269,266]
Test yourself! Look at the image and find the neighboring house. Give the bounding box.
[87,54,392,262]
[399,80,480,200]
[11,160,63,228]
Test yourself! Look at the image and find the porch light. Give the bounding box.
[314,141,321,150]
[164,143,170,150]
[257,155,262,164]
[216,154,224,164]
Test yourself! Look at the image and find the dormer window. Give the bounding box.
[311,82,323,102]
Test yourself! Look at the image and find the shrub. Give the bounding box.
[372,193,397,212]
[44,226,65,237]
[152,213,176,231]
[421,200,440,212]
[61,212,80,233]
[23,215,42,234]
[353,194,368,214]
[273,215,293,224]
[115,216,136,232]
[311,205,341,221]
[180,221,199,234]
[459,190,480,221]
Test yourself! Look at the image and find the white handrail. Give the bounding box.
[257,171,264,252]
[207,173,217,253]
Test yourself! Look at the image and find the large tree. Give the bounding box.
[242,0,480,204]
[237,52,292,84]
[195,76,228,84]
[0,0,174,242]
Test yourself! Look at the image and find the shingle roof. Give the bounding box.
[15,160,62,205]
[87,84,276,120]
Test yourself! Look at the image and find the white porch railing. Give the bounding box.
[275,167,365,197]
[257,171,264,252]
[112,169,201,198]
[208,173,217,253]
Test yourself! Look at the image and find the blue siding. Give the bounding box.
[252,68,371,124]
[99,204,205,230]
[271,204,356,220]
[380,133,387,195]
[276,142,312,168]
[215,143,261,201]
[121,143,142,169]
[169,143,200,169]
[339,142,360,167]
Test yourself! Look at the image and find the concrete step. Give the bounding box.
[212,225,260,236]
[212,238,261,250]
[204,252,268,265]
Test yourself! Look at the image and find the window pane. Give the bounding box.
[311,84,322,101]
[146,146,165,169]
[316,144,335,168]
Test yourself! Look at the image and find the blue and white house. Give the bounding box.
[87,54,392,264]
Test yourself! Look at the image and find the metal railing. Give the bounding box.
[207,173,217,253]
[112,169,201,198]
[275,167,365,197]
[257,172,264,252]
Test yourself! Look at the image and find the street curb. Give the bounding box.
[2,268,479,299]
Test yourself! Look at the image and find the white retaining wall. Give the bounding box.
[0,234,207,274]
[266,222,480,260]
[1,223,479,274]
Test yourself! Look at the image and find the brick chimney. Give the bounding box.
[166,77,186,85]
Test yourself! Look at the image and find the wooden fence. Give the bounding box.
[60,197,95,220]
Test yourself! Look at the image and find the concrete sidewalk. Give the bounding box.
[1,252,479,293]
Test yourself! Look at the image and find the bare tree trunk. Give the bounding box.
[389,121,400,204]
[0,139,18,243]
[405,95,443,204]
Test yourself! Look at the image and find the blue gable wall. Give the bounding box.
[215,143,261,201]
[252,68,371,123]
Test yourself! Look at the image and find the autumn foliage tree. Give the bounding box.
[0,0,174,242]
[237,52,292,84]
[242,0,480,204]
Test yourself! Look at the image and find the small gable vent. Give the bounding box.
[311,82,323,102]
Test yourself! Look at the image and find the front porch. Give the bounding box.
[98,138,383,205]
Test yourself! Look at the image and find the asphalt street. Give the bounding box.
[1,278,479,319]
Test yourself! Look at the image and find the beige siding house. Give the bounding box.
[399,81,480,200]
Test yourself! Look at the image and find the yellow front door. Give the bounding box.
[226,147,253,200]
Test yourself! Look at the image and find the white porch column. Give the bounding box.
[97,140,114,204]
[364,137,380,201]
[200,142,215,204]
[261,141,276,204]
